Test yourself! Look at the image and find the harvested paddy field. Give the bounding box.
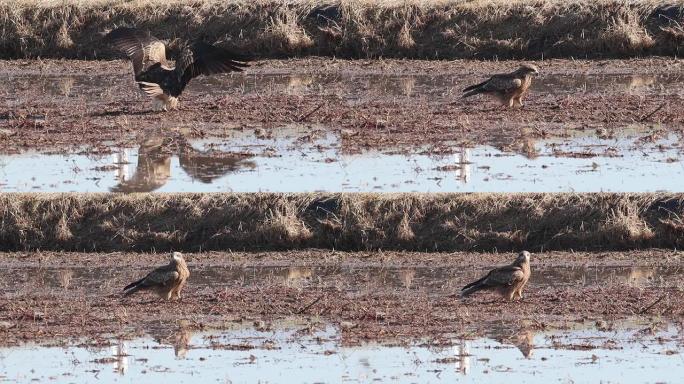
[2,250,684,382]
[1,58,684,193]
[2,3,684,380]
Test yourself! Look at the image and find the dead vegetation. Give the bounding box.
[1,0,683,59]
[0,193,683,252]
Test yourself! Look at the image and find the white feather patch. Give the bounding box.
[137,81,164,97]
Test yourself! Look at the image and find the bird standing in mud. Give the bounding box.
[460,251,531,300]
[461,64,539,108]
[105,27,249,111]
[123,252,190,300]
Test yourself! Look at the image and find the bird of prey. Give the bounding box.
[460,251,531,300]
[105,27,249,111]
[123,252,190,300]
[462,64,539,108]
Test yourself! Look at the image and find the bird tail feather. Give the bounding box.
[460,276,487,298]
[462,80,488,92]
[461,89,482,99]
[123,277,145,295]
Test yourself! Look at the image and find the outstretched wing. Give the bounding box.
[174,41,249,93]
[105,27,167,76]
[486,265,525,286]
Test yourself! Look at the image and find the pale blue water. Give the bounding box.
[0,126,682,193]
[1,321,681,383]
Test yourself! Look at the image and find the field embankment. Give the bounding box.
[1,0,683,60]
[1,193,683,252]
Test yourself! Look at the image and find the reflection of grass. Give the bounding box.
[0,193,683,252]
[0,1,681,59]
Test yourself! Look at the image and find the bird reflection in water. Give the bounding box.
[111,132,256,192]
[148,324,193,359]
[454,326,535,375]
[111,339,129,375]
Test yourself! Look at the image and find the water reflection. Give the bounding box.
[199,72,684,99]
[6,73,683,108]
[111,339,128,375]
[6,264,681,298]
[1,122,682,192]
[111,136,171,192]
[147,325,193,359]
[111,133,256,192]
[455,339,470,374]
[2,319,683,383]
[490,328,535,359]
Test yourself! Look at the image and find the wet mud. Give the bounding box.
[1,250,683,347]
[1,58,682,156]
[1,58,683,193]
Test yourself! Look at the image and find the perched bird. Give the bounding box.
[123,252,190,300]
[105,27,249,111]
[462,64,539,108]
[460,251,531,300]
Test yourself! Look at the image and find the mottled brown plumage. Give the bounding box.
[462,64,539,108]
[460,251,531,300]
[123,252,190,300]
[105,27,248,111]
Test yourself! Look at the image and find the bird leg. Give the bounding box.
[167,97,180,110]
[507,98,515,108]
[515,97,524,109]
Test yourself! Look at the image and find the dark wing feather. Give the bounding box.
[174,41,249,93]
[462,74,522,98]
[462,79,489,93]
[105,27,167,76]
[479,74,522,92]
[123,276,145,291]
[461,273,488,291]
[486,265,524,286]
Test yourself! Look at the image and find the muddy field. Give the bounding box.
[2,55,684,381]
[1,58,682,155]
[1,249,683,346]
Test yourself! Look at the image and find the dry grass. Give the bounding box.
[0,0,682,59]
[0,193,682,252]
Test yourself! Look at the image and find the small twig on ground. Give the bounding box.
[297,103,324,122]
[295,294,325,314]
[639,102,667,122]
[638,294,666,314]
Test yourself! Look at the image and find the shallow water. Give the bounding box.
[2,319,682,383]
[2,71,684,192]
[0,124,682,192]
[5,264,680,297]
[5,72,684,101]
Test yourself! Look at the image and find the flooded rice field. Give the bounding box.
[3,319,683,383]
[4,263,681,296]
[2,58,684,382]
[3,250,684,383]
[1,58,683,192]
[1,124,683,192]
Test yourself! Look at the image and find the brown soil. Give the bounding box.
[1,250,682,346]
[0,58,682,155]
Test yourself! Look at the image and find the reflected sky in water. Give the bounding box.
[0,320,682,383]
[4,264,680,297]
[0,123,682,192]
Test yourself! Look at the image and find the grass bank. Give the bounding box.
[0,193,683,252]
[1,0,683,60]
